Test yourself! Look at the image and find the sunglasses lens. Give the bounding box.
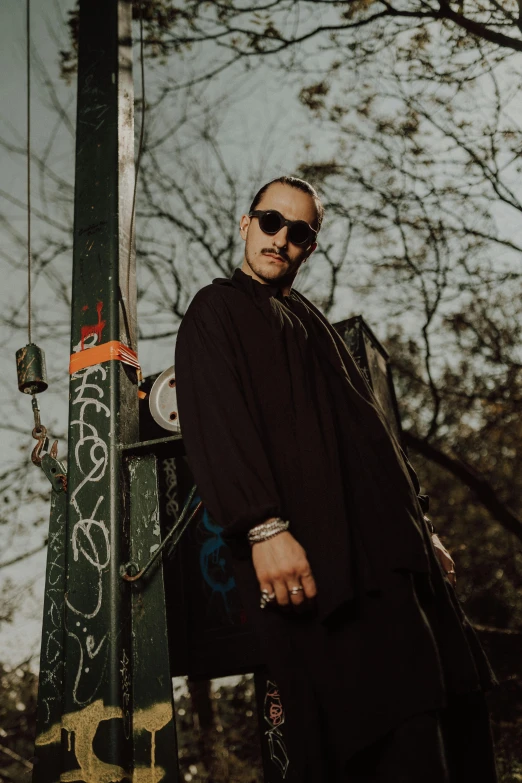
[255,210,314,246]
[288,222,311,246]
[259,211,283,235]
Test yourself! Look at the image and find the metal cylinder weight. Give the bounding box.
[16,343,48,394]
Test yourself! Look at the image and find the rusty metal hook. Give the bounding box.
[31,425,48,467]
[31,425,60,469]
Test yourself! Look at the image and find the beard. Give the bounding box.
[244,246,299,286]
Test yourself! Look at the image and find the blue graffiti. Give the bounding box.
[191,497,236,614]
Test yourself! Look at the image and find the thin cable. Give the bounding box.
[26,1,40,441]
[127,4,146,353]
[26,0,32,345]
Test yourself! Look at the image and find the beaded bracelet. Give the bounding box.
[248,517,290,545]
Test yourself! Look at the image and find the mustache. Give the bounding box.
[261,248,289,262]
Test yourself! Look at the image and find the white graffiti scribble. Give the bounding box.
[67,496,109,620]
[67,631,108,707]
[65,334,112,705]
[162,457,179,519]
[70,368,110,504]
[120,649,131,740]
[39,508,66,724]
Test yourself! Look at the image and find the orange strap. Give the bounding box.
[69,340,141,375]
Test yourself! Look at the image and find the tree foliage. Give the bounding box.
[0,662,37,781]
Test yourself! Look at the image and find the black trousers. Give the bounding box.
[233,558,498,782]
[343,693,497,783]
[344,710,448,782]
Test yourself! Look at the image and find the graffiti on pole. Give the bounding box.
[66,334,111,706]
[38,511,66,725]
[35,698,173,783]
[162,457,179,521]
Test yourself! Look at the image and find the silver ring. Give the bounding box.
[289,586,304,595]
[260,590,276,609]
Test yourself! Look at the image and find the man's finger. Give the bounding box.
[274,579,290,607]
[300,571,317,600]
[287,582,305,606]
[259,582,276,609]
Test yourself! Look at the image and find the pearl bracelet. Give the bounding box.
[248,517,290,545]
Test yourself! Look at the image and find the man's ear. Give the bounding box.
[303,241,317,262]
[239,215,250,240]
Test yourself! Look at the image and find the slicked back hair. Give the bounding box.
[249,176,324,233]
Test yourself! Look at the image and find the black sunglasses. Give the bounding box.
[249,210,317,247]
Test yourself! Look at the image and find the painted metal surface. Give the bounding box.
[33,0,138,777]
[33,486,67,783]
[127,454,180,781]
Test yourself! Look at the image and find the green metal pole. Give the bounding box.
[33,477,67,783]
[34,0,138,778]
[126,453,181,780]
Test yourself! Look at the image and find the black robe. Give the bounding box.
[175,268,496,779]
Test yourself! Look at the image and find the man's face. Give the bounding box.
[239,183,317,287]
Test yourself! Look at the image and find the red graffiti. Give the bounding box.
[269,702,283,726]
[81,301,106,349]
[266,686,284,726]
[82,304,89,312]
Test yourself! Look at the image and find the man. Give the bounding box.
[175,176,497,782]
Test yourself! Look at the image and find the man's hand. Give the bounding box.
[251,529,317,608]
[432,533,457,588]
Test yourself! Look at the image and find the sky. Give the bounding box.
[0,0,353,666]
[0,0,79,666]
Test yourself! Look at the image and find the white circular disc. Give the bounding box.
[148,365,181,433]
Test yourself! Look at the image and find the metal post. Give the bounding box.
[32,477,67,782]
[34,0,138,777]
[126,453,180,780]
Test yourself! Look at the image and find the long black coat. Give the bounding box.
[175,268,496,778]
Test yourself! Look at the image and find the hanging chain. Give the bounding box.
[32,394,42,432]
[30,395,49,466]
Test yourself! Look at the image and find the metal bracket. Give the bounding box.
[121,484,200,583]
[40,452,68,493]
[33,432,67,492]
